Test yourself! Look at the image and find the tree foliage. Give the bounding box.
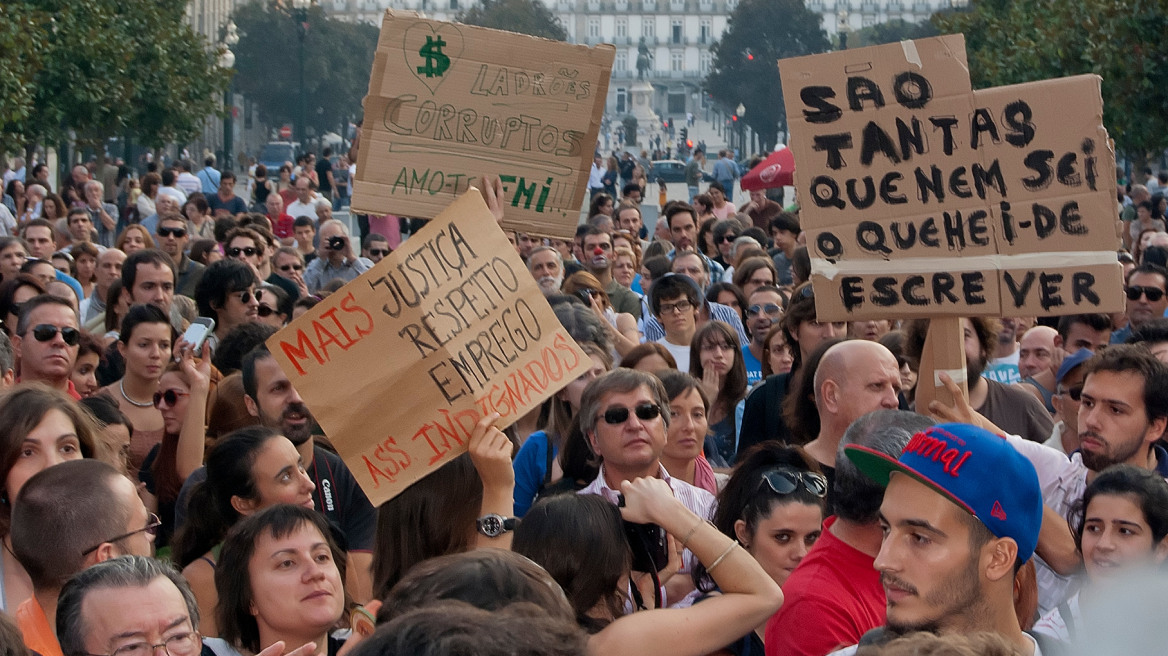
[704,0,831,151]
[936,0,1168,161]
[458,0,568,41]
[231,1,379,140]
[0,0,228,152]
[851,18,939,48]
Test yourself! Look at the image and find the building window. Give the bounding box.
[700,51,711,74]
[671,51,683,71]
[588,17,600,38]
[615,51,628,71]
[642,18,655,38]
[670,0,685,10]
[616,0,628,8]
[643,0,656,10]
[671,19,682,44]
[699,18,710,44]
[698,0,711,9]
[449,0,458,9]
[726,0,737,9]
[616,17,627,38]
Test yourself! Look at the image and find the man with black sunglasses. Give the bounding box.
[11,460,155,656]
[578,369,715,606]
[156,213,203,299]
[14,294,82,398]
[1112,263,1168,344]
[361,233,391,265]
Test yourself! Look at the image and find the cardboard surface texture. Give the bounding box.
[266,190,593,506]
[780,34,1122,322]
[352,11,615,239]
[915,317,968,415]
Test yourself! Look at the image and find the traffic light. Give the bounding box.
[686,139,694,149]
[680,127,688,141]
[731,114,738,122]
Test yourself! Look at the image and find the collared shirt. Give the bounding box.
[303,255,372,293]
[15,596,63,656]
[642,300,749,346]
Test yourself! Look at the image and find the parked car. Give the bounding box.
[258,141,298,173]
[648,159,713,183]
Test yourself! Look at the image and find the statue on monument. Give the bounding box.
[636,37,652,80]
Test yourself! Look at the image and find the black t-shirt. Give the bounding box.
[315,159,333,192]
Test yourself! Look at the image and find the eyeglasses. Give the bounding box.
[658,299,693,315]
[279,263,303,272]
[237,289,261,304]
[759,468,828,498]
[1126,285,1164,302]
[746,303,782,317]
[368,248,390,257]
[153,389,191,408]
[600,403,661,425]
[27,324,81,346]
[227,246,258,258]
[157,226,187,238]
[257,305,278,318]
[719,234,739,243]
[83,629,201,656]
[1058,385,1083,402]
[81,512,162,557]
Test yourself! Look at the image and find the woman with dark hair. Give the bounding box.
[0,273,44,338]
[603,156,619,199]
[209,504,348,656]
[174,426,316,637]
[513,342,611,516]
[252,164,273,211]
[690,321,748,465]
[0,385,105,611]
[657,370,716,493]
[100,304,174,472]
[101,279,128,344]
[137,172,161,219]
[512,478,783,655]
[70,329,103,398]
[589,192,615,220]
[696,215,718,258]
[184,196,216,241]
[708,181,737,220]
[710,219,741,269]
[72,241,99,299]
[694,193,715,224]
[40,193,67,226]
[620,342,678,373]
[78,393,133,477]
[707,282,747,326]
[3,180,24,220]
[761,325,794,379]
[189,238,221,266]
[1032,465,1168,644]
[733,257,779,299]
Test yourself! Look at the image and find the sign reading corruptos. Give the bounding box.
[779,35,1123,321]
[266,190,592,505]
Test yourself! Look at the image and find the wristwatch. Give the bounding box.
[476,513,517,538]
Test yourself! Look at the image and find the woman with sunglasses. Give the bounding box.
[174,426,317,638]
[256,283,290,328]
[100,304,174,473]
[562,271,640,359]
[689,321,748,466]
[0,385,105,612]
[513,477,783,656]
[139,340,215,551]
[116,224,156,256]
[694,443,826,654]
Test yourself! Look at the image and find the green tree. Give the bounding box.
[936,0,1168,168]
[0,3,43,154]
[458,0,567,41]
[704,0,831,151]
[231,1,379,140]
[851,18,939,48]
[0,0,227,153]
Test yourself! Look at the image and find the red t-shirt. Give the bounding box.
[271,213,295,239]
[764,516,885,656]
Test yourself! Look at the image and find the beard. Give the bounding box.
[966,349,987,381]
[883,549,984,635]
[538,273,564,294]
[1079,428,1146,472]
[261,401,316,445]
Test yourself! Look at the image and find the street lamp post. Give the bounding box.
[292,0,311,149]
[736,103,745,156]
[220,20,239,172]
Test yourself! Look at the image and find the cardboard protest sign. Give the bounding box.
[352,11,615,240]
[780,35,1123,321]
[266,190,592,505]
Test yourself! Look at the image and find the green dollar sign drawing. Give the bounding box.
[417,35,451,78]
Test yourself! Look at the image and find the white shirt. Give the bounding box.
[286,198,319,221]
[588,162,605,188]
[657,337,691,373]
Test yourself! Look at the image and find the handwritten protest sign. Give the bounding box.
[779,35,1123,321]
[351,11,615,240]
[266,190,592,505]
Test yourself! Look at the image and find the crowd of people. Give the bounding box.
[0,146,1167,656]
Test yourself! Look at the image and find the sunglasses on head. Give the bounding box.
[600,403,661,425]
[158,226,187,238]
[368,248,390,257]
[28,324,80,346]
[1126,285,1164,302]
[228,246,257,258]
[759,467,828,498]
[153,389,190,408]
[279,263,303,272]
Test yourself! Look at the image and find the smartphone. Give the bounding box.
[182,317,216,352]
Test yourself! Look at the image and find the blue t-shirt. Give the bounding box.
[741,345,762,387]
[512,430,556,517]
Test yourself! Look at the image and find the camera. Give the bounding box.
[624,520,669,573]
[327,235,346,251]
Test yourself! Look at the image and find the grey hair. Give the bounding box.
[577,369,671,443]
[730,236,761,260]
[57,556,200,656]
[527,245,562,269]
[318,218,348,236]
[833,410,934,524]
[0,330,12,377]
[85,180,104,194]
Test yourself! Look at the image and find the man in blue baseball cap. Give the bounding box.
[834,422,1044,656]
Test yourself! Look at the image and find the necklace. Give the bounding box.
[119,378,154,408]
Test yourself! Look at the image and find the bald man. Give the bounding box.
[804,341,902,502]
[1018,325,1059,413]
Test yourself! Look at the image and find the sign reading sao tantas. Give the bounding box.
[266,190,592,506]
[779,34,1123,321]
[352,11,615,240]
